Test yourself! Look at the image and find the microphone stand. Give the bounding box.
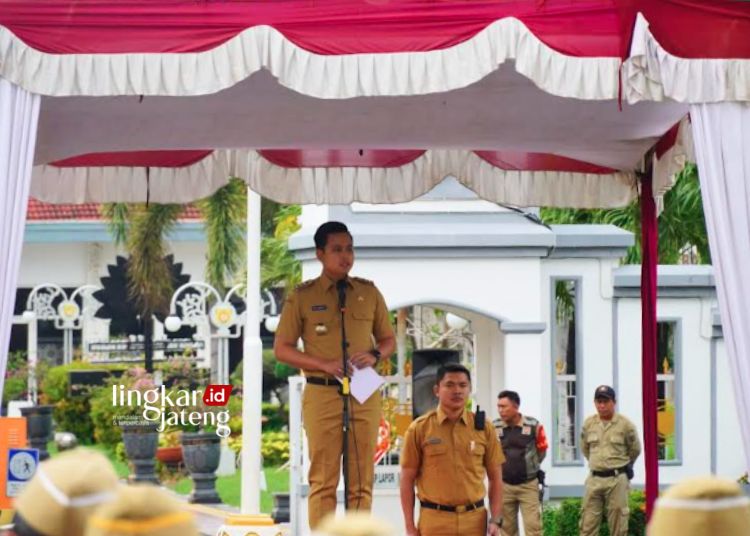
[337,280,351,511]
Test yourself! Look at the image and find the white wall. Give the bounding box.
[715,337,747,479]
[616,296,734,486]
[540,257,617,487]
[18,241,208,289]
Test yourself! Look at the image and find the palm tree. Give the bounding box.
[196,178,247,293]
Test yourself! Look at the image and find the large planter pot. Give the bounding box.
[181,432,221,504]
[271,493,290,523]
[20,405,54,461]
[120,423,159,484]
[156,446,183,466]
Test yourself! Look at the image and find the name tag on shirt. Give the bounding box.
[312,305,328,311]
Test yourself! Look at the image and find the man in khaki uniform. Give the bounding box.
[274,221,395,529]
[400,363,505,536]
[494,390,548,536]
[580,385,641,536]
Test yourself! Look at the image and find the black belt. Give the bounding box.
[306,376,339,387]
[591,465,629,478]
[420,500,484,513]
[503,475,538,486]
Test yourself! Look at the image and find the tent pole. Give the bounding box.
[640,160,659,519]
[241,186,263,514]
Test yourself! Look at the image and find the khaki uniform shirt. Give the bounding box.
[581,413,641,471]
[401,406,505,505]
[275,274,393,377]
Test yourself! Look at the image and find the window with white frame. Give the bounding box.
[552,279,579,463]
[657,320,679,462]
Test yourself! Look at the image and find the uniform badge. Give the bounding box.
[312,305,327,311]
[315,323,328,335]
[426,437,442,445]
[357,296,364,302]
[522,426,532,436]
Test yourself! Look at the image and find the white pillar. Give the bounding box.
[27,317,37,403]
[241,187,263,514]
[501,323,546,420]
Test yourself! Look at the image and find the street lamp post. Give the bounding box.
[24,283,99,402]
[164,282,245,385]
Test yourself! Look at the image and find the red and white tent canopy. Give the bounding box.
[1,0,750,523]
[0,2,739,179]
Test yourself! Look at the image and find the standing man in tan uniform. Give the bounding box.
[494,390,548,536]
[274,221,395,530]
[580,385,641,536]
[400,363,505,536]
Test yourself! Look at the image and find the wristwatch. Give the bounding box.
[489,516,503,528]
[371,349,382,363]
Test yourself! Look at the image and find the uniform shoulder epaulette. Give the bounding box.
[522,416,540,427]
[414,409,437,425]
[493,418,506,428]
[352,276,374,286]
[295,279,316,291]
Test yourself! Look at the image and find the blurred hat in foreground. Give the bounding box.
[14,448,119,536]
[649,476,750,535]
[314,513,396,536]
[85,485,199,536]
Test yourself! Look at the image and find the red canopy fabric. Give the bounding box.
[3,0,748,59]
[0,0,622,56]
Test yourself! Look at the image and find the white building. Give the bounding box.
[10,183,745,517]
[288,178,744,512]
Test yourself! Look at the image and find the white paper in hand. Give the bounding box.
[350,366,385,404]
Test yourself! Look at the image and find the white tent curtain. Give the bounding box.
[0,77,40,401]
[690,102,750,471]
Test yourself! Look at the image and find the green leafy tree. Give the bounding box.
[541,164,709,265]
[197,178,247,293]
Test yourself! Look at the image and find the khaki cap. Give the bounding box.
[314,513,395,536]
[14,448,119,536]
[85,485,198,536]
[649,477,750,535]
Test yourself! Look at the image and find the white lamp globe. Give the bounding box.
[446,313,469,331]
[164,315,182,332]
[264,315,281,333]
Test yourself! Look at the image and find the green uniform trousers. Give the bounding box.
[418,506,487,535]
[501,478,542,536]
[302,384,381,529]
[579,473,630,536]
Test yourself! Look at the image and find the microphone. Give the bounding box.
[336,279,347,311]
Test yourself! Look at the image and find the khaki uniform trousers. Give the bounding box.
[580,473,630,536]
[302,383,381,529]
[501,478,541,536]
[418,507,487,536]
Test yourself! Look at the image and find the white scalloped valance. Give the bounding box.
[626,14,750,104]
[0,18,619,100]
[33,149,642,208]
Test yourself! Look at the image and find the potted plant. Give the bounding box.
[156,430,183,466]
[121,421,159,484]
[181,427,222,503]
[20,405,55,461]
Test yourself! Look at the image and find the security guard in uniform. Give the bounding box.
[400,363,505,536]
[580,385,641,536]
[274,221,396,530]
[493,390,548,536]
